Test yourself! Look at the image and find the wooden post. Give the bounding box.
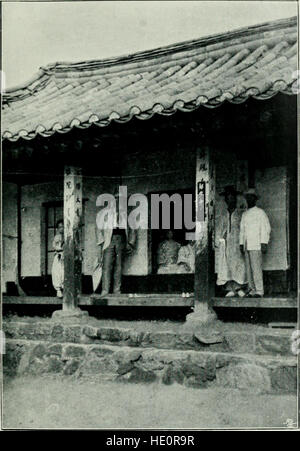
[52,164,88,320]
[63,165,83,311]
[16,183,26,295]
[194,145,215,303]
[184,145,217,328]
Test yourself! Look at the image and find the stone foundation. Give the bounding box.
[3,321,295,356]
[3,320,297,393]
[4,338,296,393]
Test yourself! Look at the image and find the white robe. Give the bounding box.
[215,209,246,286]
[51,233,64,291]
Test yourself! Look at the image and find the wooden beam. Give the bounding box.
[4,295,296,309]
[3,294,194,307]
[209,297,297,308]
[63,165,83,310]
[194,145,215,303]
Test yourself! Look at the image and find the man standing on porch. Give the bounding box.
[240,188,271,298]
[95,192,136,296]
[215,185,247,297]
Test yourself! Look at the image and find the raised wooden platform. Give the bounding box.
[2,295,297,308]
[2,294,194,307]
[210,297,297,308]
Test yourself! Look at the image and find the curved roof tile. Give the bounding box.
[2,16,298,141]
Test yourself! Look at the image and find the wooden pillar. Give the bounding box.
[63,165,83,311]
[16,183,26,295]
[194,145,215,303]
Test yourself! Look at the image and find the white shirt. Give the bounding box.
[239,206,271,251]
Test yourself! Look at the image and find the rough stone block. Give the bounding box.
[29,344,47,361]
[47,344,63,356]
[88,346,114,358]
[17,323,38,339]
[63,325,82,343]
[269,365,297,392]
[47,356,64,373]
[80,356,117,375]
[63,345,86,359]
[182,355,216,382]
[255,334,292,356]
[122,367,157,383]
[142,331,177,349]
[174,333,199,350]
[117,362,135,375]
[162,363,184,385]
[31,323,52,341]
[215,353,245,369]
[224,333,255,354]
[64,359,80,376]
[3,322,22,339]
[97,327,123,342]
[82,325,99,338]
[216,363,271,393]
[119,328,131,341]
[51,324,64,341]
[3,342,27,376]
[127,331,143,347]
[185,375,209,388]
[114,348,142,365]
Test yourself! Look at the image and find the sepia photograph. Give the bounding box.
[1,0,299,433]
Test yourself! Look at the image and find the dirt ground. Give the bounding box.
[2,376,297,430]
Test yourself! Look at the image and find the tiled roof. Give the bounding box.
[2,16,298,142]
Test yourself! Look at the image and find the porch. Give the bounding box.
[2,93,297,314]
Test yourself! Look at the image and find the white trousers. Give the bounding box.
[245,250,264,296]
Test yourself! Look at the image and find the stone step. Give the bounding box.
[4,338,297,394]
[3,321,296,357]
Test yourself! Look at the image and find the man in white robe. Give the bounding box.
[215,186,247,297]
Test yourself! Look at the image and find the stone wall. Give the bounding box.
[4,338,296,393]
[3,320,296,392]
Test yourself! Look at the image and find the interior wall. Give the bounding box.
[255,166,289,270]
[214,151,289,272]
[14,149,290,279]
[122,146,195,275]
[19,146,195,277]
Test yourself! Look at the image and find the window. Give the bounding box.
[44,201,86,275]
[147,188,195,274]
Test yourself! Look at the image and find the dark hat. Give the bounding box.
[219,185,241,196]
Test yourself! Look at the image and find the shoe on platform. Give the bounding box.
[250,293,263,298]
[56,289,63,299]
[100,290,109,298]
[237,289,246,298]
[225,291,235,297]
